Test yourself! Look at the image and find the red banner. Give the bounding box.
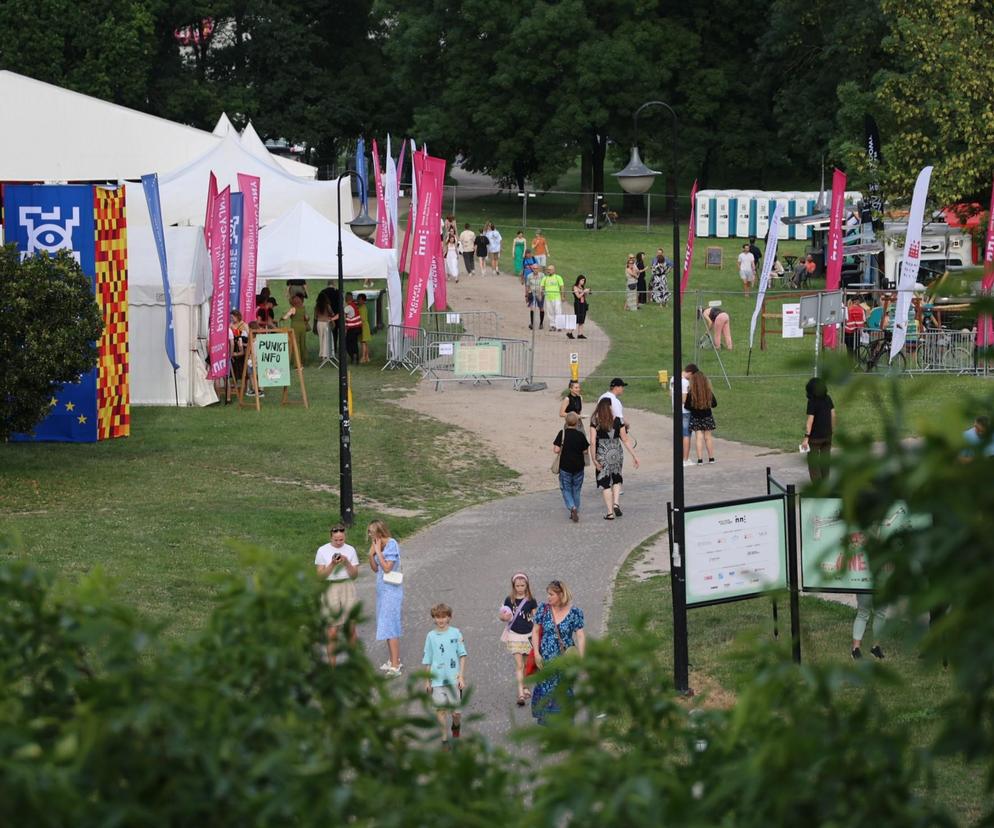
[371,139,390,249]
[207,186,231,379]
[823,168,847,349]
[399,139,418,272]
[680,180,699,299]
[203,171,217,249]
[404,152,446,327]
[976,176,994,349]
[237,173,260,327]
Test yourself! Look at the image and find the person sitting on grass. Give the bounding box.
[422,603,467,750]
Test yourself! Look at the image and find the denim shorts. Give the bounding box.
[682,412,690,438]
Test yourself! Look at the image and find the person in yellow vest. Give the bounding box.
[540,265,565,332]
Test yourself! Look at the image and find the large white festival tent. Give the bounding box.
[257,201,402,329]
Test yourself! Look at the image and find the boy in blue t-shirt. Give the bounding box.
[422,603,468,747]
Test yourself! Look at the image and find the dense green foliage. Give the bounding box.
[0,246,103,441]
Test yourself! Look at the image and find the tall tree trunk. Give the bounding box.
[577,147,592,215]
[513,159,526,193]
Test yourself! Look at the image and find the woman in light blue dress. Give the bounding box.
[368,519,404,676]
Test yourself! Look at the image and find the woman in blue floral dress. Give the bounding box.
[530,580,586,725]
[368,519,404,676]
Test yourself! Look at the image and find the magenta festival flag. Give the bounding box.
[423,155,447,310]
[204,171,218,249]
[680,180,699,299]
[976,175,994,349]
[823,168,847,349]
[207,186,232,379]
[237,173,261,327]
[371,139,390,249]
[404,152,447,328]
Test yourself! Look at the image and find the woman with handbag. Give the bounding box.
[589,397,639,521]
[368,519,404,676]
[498,573,538,706]
[552,412,589,522]
[530,580,586,726]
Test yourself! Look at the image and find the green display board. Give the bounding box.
[684,496,788,607]
[453,343,503,376]
[254,332,291,388]
[800,498,929,592]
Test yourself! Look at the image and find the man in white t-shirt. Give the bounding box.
[598,378,627,425]
[458,223,477,275]
[315,525,360,665]
[737,244,756,297]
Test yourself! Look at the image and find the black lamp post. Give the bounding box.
[336,171,377,526]
[614,101,691,695]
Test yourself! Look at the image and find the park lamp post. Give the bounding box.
[336,171,377,526]
[614,101,691,695]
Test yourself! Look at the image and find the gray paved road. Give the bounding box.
[355,444,811,743]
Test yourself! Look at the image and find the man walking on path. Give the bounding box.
[598,378,627,425]
[737,243,756,297]
[459,223,476,275]
[531,229,550,267]
[541,265,565,331]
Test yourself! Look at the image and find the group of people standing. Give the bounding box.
[448,220,503,279]
[553,378,640,522]
[624,249,672,310]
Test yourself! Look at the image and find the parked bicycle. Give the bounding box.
[854,333,907,375]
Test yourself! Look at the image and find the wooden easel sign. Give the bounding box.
[238,328,309,410]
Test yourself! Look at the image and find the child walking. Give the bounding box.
[422,604,468,748]
[499,573,538,706]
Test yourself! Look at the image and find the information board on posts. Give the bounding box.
[454,343,503,376]
[684,496,788,607]
[254,332,291,387]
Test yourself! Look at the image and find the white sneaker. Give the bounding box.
[683,460,695,468]
[385,664,403,677]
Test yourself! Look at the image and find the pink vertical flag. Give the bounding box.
[423,154,447,310]
[207,186,232,379]
[680,180,699,299]
[371,139,390,249]
[204,171,218,249]
[404,152,447,328]
[976,176,994,349]
[237,174,261,326]
[823,168,847,349]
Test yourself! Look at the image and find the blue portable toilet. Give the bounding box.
[728,192,738,237]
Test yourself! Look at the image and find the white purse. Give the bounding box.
[383,570,404,585]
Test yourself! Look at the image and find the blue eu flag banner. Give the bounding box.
[141,174,179,371]
[4,184,99,443]
[228,192,244,311]
[355,137,368,211]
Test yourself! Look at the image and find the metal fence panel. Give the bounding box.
[420,310,501,340]
[912,329,976,373]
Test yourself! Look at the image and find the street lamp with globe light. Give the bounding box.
[613,100,691,695]
[336,171,377,526]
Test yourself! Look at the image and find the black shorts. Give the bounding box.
[575,303,588,324]
[596,472,622,489]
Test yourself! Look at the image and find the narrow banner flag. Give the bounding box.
[371,139,390,249]
[207,186,231,379]
[385,135,399,248]
[890,166,933,362]
[400,139,418,272]
[141,174,179,371]
[680,180,699,299]
[237,173,261,325]
[823,168,847,349]
[404,152,446,327]
[976,175,994,350]
[228,192,244,311]
[355,137,368,211]
[749,202,784,349]
[204,171,218,249]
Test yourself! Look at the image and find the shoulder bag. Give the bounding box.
[551,426,566,474]
[381,542,403,584]
[500,598,529,643]
[552,608,577,657]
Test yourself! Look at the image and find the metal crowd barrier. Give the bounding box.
[383,324,428,373]
[911,329,976,373]
[420,310,501,340]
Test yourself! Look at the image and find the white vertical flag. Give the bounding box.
[890,166,933,362]
[385,134,399,249]
[748,203,784,349]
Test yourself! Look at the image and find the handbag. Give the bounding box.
[383,569,403,585]
[551,425,566,474]
[552,610,576,657]
[499,598,528,643]
[524,609,544,676]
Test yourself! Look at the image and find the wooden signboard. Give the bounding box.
[237,328,309,410]
[705,246,723,269]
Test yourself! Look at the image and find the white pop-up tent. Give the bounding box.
[128,224,218,406]
[127,132,353,228]
[257,202,402,329]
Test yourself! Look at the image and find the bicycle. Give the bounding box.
[915,330,973,373]
[854,333,907,375]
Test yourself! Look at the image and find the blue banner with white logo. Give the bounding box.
[355,137,368,210]
[228,192,244,311]
[141,173,179,372]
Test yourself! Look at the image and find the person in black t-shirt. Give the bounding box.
[748,236,762,270]
[801,377,835,482]
[553,412,590,522]
[474,230,490,275]
[499,573,538,706]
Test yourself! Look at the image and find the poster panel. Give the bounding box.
[453,343,503,376]
[685,496,788,607]
[254,332,291,387]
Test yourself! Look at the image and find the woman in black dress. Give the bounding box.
[569,275,590,340]
[800,377,835,482]
[687,369,718,464]
[589,398,639,520]
[559,380,583,423]
[635,252,648,305]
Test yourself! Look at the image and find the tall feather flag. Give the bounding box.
[890,166,933,362]
[385,135,399,248]
[141,174,180,383]
[746,202,784,376]
[680,180,698,299]
[976,175,994,350]
[355,138,368,212]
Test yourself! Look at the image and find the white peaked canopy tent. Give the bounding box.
[128,225,218,406]
[0,70,221,181]
[257,202,402,329]
[127,132,353,228]
[213,112,236,137]
[241,121,317,179]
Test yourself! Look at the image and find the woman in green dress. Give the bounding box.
[281,293,310,366]
[357,293,372,364]
[512,230,526,277]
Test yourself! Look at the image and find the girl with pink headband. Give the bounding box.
[498,573,537,706]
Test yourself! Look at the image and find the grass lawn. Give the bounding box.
[0,324,517,633]
[609,536,991,824]
[452,195,989,450]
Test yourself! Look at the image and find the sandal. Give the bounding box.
[604,514,615,520]
[517,694,526,707]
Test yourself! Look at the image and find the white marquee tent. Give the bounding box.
[127,132,354,228]
[241,121,317,179]
[257,202,402,329]
[128,224,217,406]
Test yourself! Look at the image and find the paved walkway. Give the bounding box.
[355,440,812,742]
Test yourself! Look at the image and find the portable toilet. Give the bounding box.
[736,192,753,239]
[715,193,730,238]
[805,194,818,240]
[756,195,770,238]
[695,191,712,238]
[773,193,791,240]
